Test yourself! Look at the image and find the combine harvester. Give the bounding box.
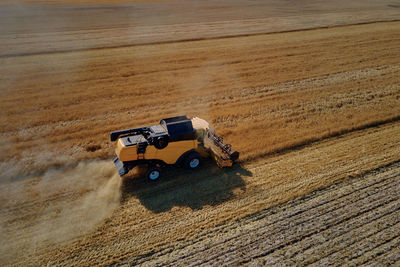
[110,115,239,181]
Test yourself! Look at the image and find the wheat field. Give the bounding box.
[0,0,400,266]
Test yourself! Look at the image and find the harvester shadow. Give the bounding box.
[120,160,251,213]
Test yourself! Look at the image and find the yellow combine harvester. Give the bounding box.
[110,115,239,181]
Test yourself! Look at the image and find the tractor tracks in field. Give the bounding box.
[124,161,400,266]
[3,118,399,266]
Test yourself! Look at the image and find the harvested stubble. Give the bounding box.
[0,8,400,266]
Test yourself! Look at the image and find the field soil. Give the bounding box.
[1,0,400,56]
[124,161,400,266]
[1,0,400,266]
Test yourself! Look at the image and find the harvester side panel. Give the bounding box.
[116,138,198,164]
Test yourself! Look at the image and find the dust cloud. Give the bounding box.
[173,58,245,119]
[0,160,121,264]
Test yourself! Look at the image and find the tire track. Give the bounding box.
[309,221,400,266]
[279,209,400,266]
[186,178,398,265]
[289,209,400,266]
[365,239,400,266]
[123,161,400,266]
[197,182,400,265]
[254,185,400,264]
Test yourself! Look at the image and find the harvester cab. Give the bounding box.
[110,115,239,180]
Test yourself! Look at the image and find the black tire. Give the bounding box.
[184,152,202,169]
[146,166,161,181]
[154,136,168,149]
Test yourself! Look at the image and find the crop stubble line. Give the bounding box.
[192,183,400,265]
[276,178,400,252]
[228,166,400,264]
[2,20,400,59]
[337,222,400,264]
[161,196,396,265]
[239,133,397,206]
[130,166,400,263]
[131,163,400,266]
[308,222,400,267]
[232,163,399,229]
[219,170,400,266]
[365,239,400,265]
[174,201,400,266]
[276,206,400,265]
[297,208,400,266]
[235,174,396,246]
[256,218,400,267]
[244,114,400,156]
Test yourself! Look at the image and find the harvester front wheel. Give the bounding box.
[146,166,161,181]
[185,153,201,169]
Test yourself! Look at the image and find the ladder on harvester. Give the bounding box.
[137,143,147,160]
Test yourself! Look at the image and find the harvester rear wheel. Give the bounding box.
[146,166,161,181]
